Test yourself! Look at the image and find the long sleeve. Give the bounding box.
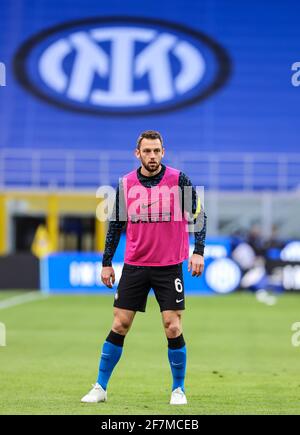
[102,183,127,267]
[179,172,207,256]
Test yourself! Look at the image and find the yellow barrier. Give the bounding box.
[0,191,107,255]
[0,194,7,254]
[47,195,59,252]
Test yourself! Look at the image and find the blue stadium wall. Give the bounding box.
[0,0,299,159]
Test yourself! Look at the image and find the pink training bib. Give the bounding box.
[123,166,189,266]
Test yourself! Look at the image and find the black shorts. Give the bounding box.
[114,263,185,313]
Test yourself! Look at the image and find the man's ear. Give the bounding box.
[161,147,165,158]
[135,148,140,159]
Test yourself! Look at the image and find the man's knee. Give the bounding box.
[163,315,182,338]
[112,310,134,335]
[112,320,130,335]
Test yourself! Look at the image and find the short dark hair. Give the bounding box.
[137,130,163,149]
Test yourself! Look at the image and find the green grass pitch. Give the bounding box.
[0,291,299,415]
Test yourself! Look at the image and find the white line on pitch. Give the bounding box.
[0,291,49,310]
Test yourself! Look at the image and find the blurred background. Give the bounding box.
[0,0,300,297]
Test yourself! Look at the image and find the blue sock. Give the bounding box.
[97,332,124,390]
[168,343,187,392]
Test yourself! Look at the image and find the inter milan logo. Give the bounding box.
[14,17,231,115]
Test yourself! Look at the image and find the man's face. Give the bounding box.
[135,138,164,173]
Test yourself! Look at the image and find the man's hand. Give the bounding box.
[188,254,204,277]
[101,266,115,288]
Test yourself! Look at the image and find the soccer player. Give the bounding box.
[81,130,207,405]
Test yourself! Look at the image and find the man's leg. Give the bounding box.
[81,308,135,403]
[162,310,187,404]
[97,308,136,390]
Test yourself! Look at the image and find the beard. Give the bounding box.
[142,160,160,173]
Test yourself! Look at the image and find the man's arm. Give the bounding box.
[193,208,207,256]
[179,172,207,276]
[101,182,126,287]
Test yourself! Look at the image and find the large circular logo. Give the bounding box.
[13,17,231,116]
[205,258,241,294]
